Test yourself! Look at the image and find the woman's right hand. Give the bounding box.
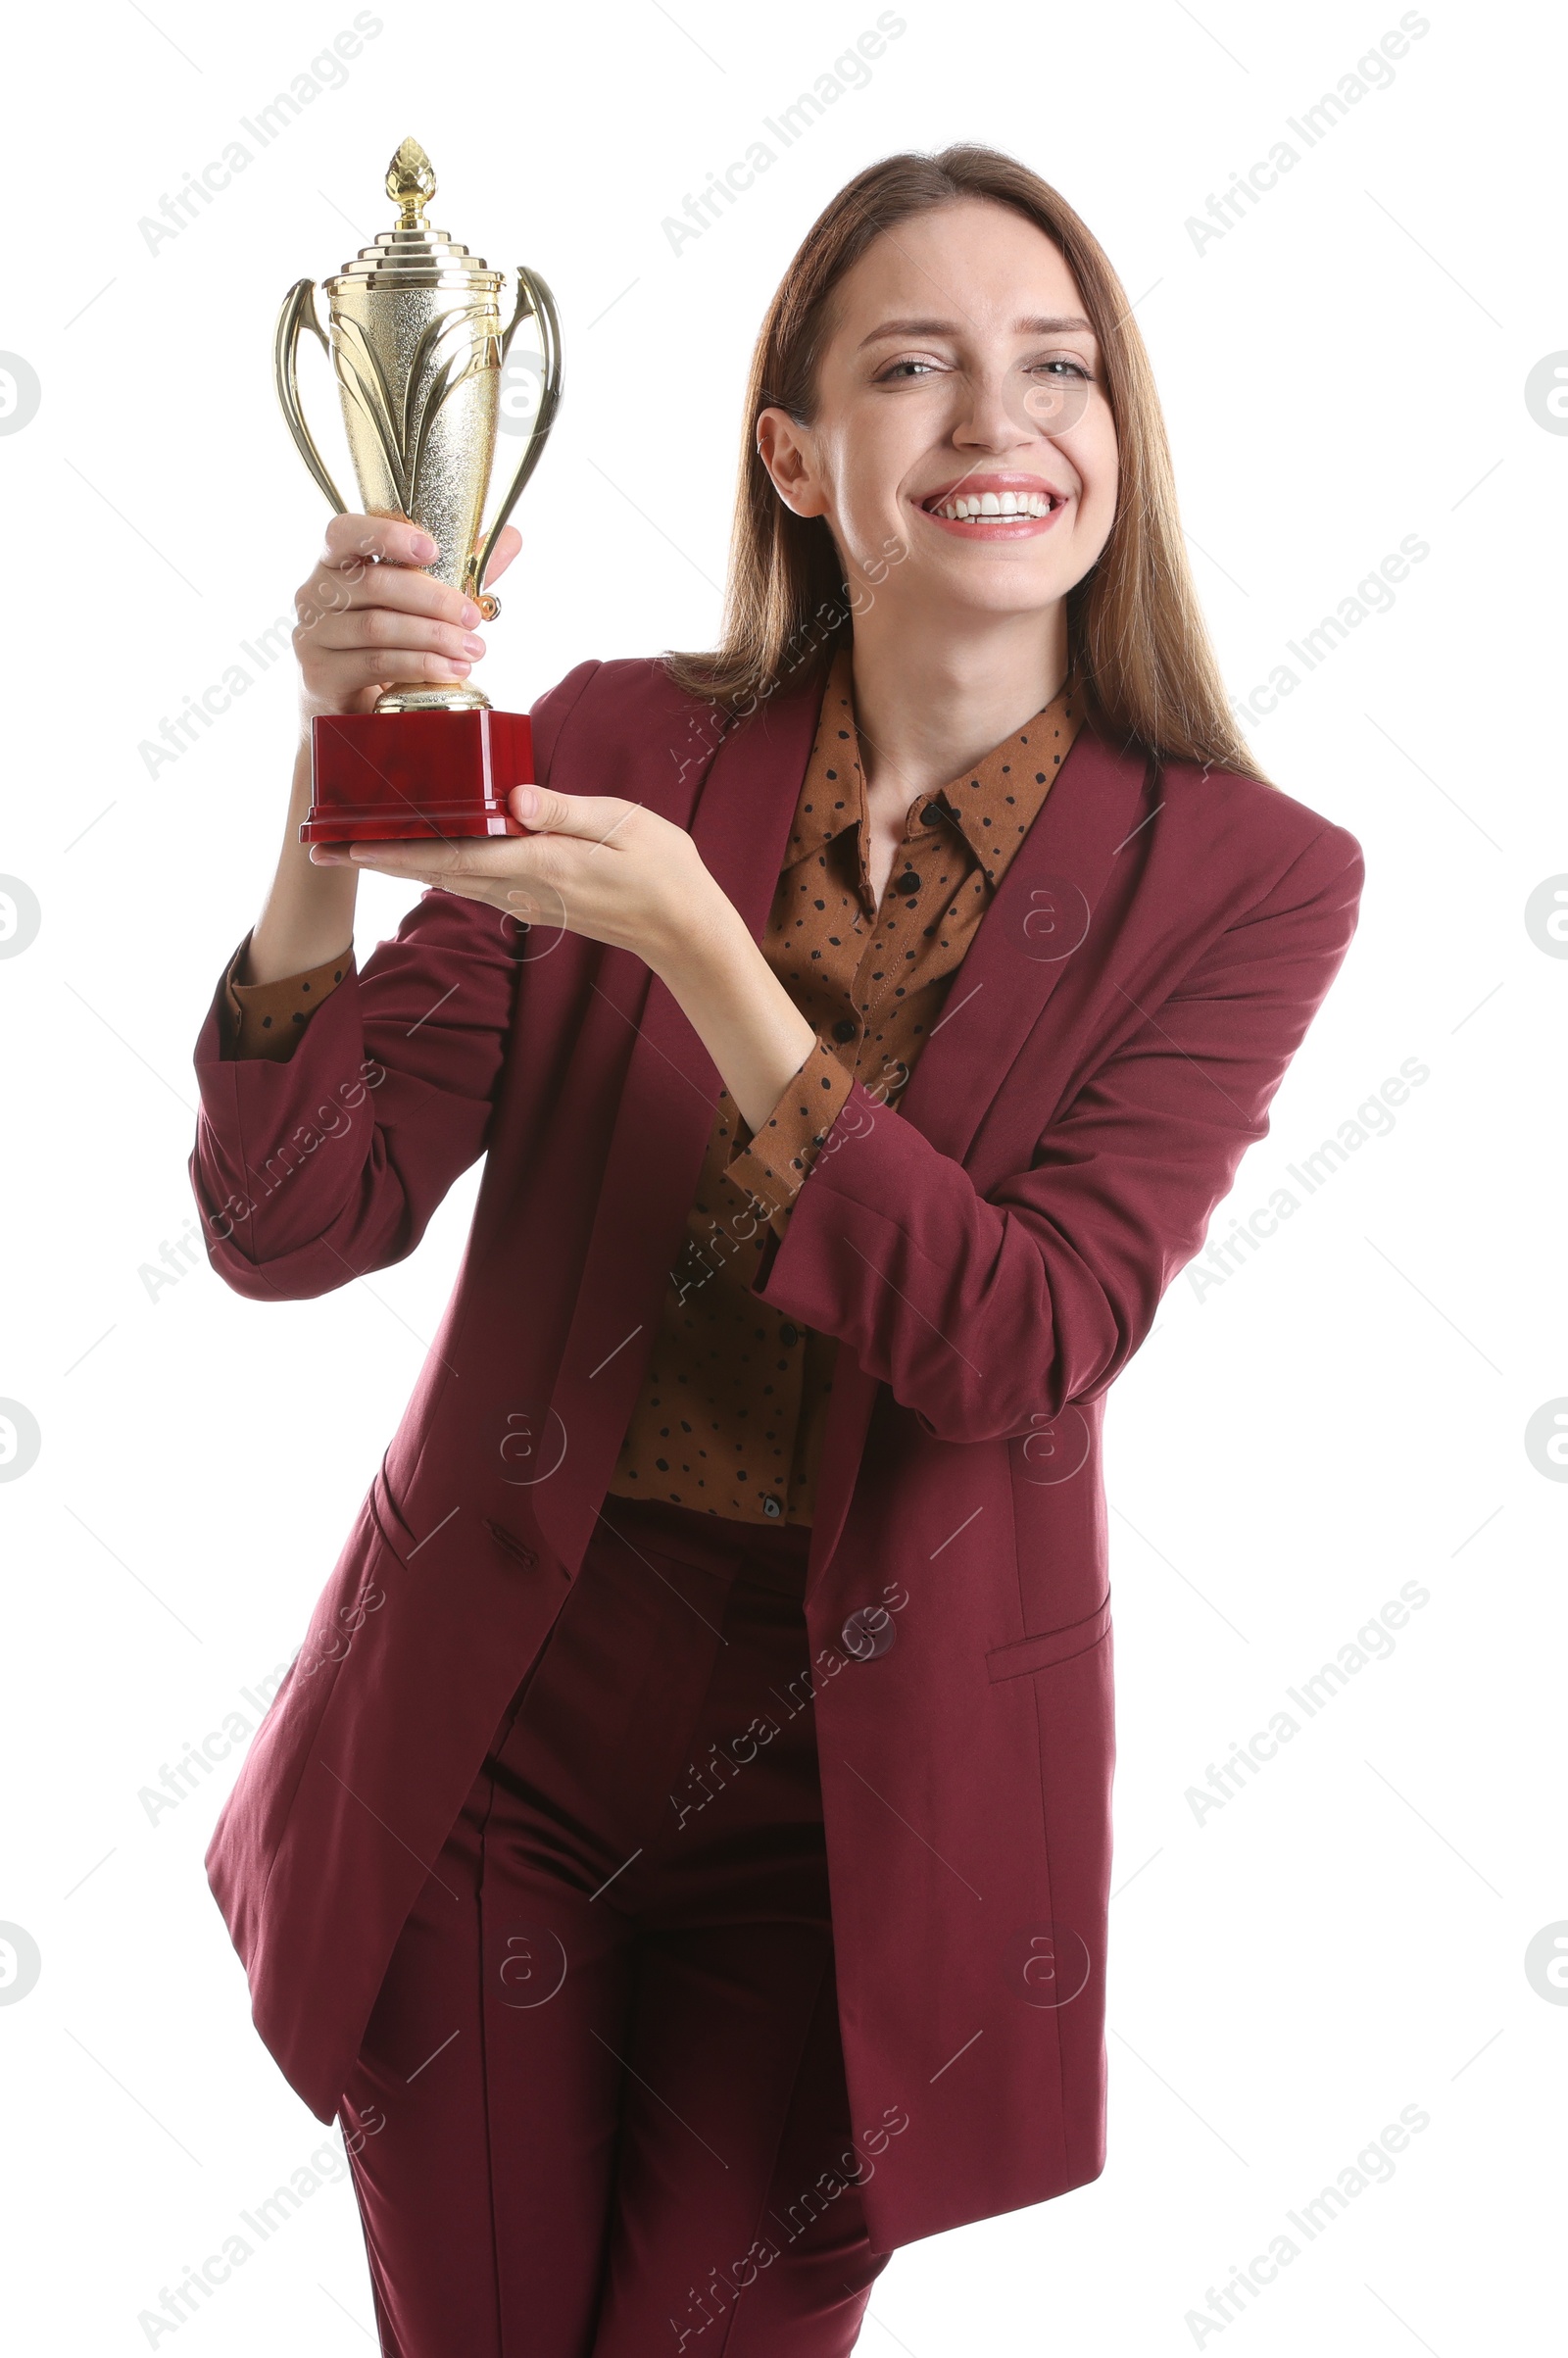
[233,514,520,989]
[291,512,521,721]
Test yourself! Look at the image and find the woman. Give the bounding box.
[193,145,1363,2353]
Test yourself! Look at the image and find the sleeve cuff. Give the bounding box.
[220,931,356,1062]
[722,1033,855,1238]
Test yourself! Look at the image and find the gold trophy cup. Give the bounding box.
[274,136,562,840]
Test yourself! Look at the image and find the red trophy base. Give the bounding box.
[299,709,533,844]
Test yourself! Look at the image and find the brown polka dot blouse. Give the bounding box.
[614,648,1079,1525]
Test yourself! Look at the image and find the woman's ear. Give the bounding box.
[757,407,828,518]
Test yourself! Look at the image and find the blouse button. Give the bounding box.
[761,1494,783,1518]
[832,1017,858,1043]
[779,1322,800,1347]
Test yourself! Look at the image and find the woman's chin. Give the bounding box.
[874,565,1079,630]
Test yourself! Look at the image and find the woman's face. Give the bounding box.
[759,196,1119,631]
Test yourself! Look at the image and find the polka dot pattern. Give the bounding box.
[221,946,353,1059]
[610,647,1081,1528]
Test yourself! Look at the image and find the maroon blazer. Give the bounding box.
[191,656,1363,2250]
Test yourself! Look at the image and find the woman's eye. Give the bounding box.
[1031,358,1092,380]
[877,358,943,381]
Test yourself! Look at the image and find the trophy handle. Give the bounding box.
[273,277,351,516]
[469,265,564,618]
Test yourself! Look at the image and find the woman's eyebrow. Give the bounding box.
[857,314,1095,348]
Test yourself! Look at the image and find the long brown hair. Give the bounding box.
[664,143,1267,783]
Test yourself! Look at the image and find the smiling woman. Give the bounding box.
[667,145,1262,785]
[192,141,1363,2355]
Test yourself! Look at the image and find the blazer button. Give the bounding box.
[779,1322,800,1347]
[841,1604,896,1660]
[832,1017,858,1043]
[761,1494,783,1518]
[896,870,920,897]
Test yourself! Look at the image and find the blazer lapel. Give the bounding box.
[530,673,823,1574]
[896,720,1152,1155]
[804,721,1155,1586]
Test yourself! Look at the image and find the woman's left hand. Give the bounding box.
[316,781,818,1133]
[313,784,729,979]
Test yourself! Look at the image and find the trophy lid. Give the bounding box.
[324,138,504,294]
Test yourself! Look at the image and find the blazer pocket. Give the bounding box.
[986,1593,1111,1683]
[483,1516,539,1571]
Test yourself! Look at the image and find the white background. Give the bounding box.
[1,0,1564,2349]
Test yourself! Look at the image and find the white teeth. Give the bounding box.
[929,490,1054,521]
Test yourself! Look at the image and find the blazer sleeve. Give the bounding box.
[748,821,1365,1445]
[188,658,602,1301]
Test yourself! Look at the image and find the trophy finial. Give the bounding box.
[386,137,436,227]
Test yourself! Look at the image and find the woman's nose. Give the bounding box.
[953,376,1035,451]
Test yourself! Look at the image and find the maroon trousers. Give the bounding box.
[339,1491,892,2354]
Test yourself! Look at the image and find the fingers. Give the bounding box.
[292,618,480,710]
[302,563,476,625]
[313,831,558,896]
[293,513,492,713]
[290,514,531,720]
[346,841,456,873]
[298,542,477,634]
[481,524,522,586]
[504,785,641,846]
[343,837,518,876]
[309,843,531,914]
[306,602,486,670]
[321,513,436,571]
[309,841,453,877]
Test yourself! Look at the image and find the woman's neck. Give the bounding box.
[846,601,1072,808]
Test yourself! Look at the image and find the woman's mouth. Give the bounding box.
[916,480,1067,538]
